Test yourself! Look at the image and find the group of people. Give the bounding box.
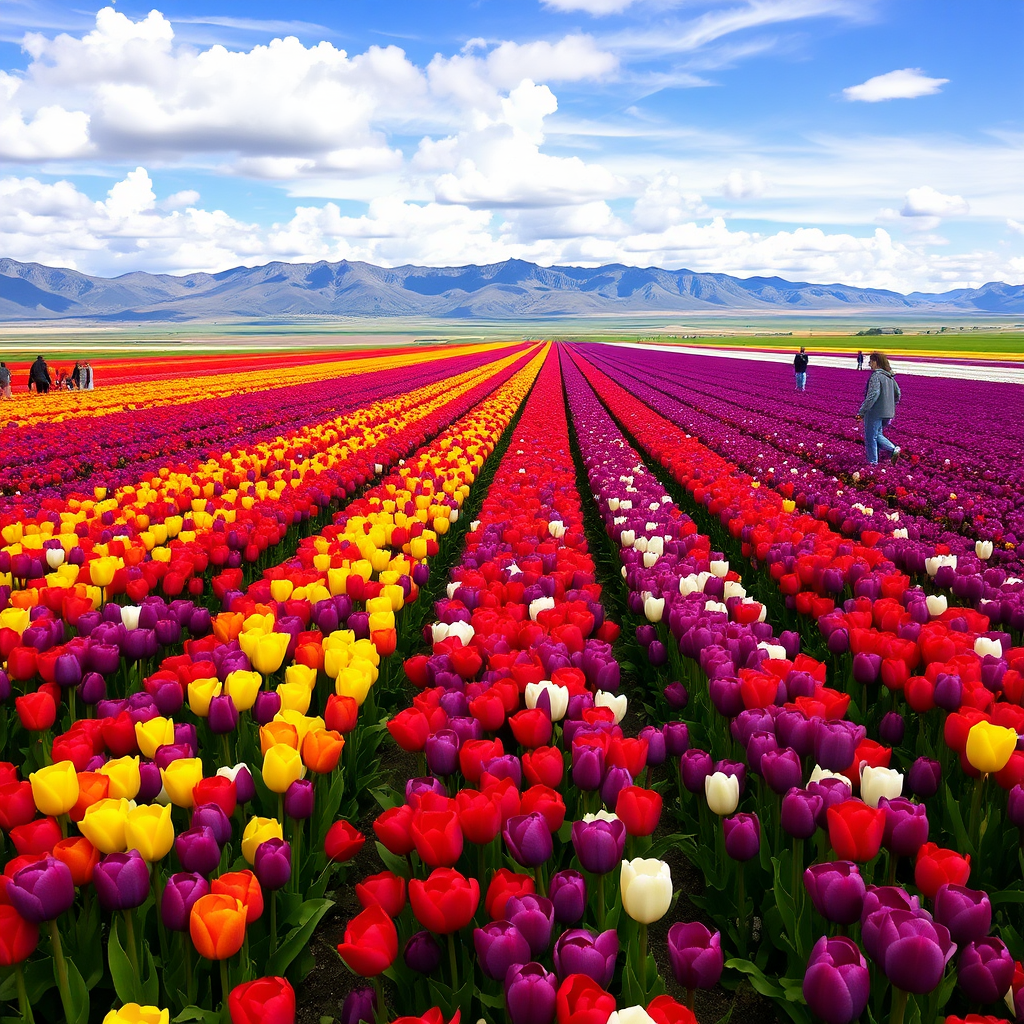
[0,356,95,398]
[792,346,903,466]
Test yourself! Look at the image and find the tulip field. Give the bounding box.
[1,341,1023,1024]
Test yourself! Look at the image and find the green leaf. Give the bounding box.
[172,1008,222,1023]
[107,917,138,1004]
[375,840,411,876]
[267,898,333,978]
[140,940,159,1005]
[62,956,91,1024]
[725,958,783,999]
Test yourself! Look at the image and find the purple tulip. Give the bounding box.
[552,928,618,986]
[93,850,151,912]
[746,731,779,776]
[228,765,256,804]
[762,748,803,795]
[79,671,106,705]
[474,921,532,982]
[957,937,1014,1004]
[600,766,632,810]
[802,936,870,1024]
[878,712,905,746]
[680,749,713,794]
[662,721,690,758]
[504,962,557,1024]
[506,894,555,959]
[781,788,823,840]
[404,930,442,974]
[906,757,942,800]
[804,862,865,926]
[253,838,292,892]
[425,729,460,777]
[571,817,626,875]
[723,812,760,861]
[776,709,815,758]
[192,803,232,846]
[284,779,314,820]
[548,869,587,925]
[933,884,992,945]
[571,745,604,792]
[1007,785,1024,829]
[483,755,523,789]
[852,652,882,686]
[879,797,929,859]
[664,682,689,709]
[814,720,864,772]
[161,872,209,931]
[868,909,955,993]
[714,759,747,794]
[340,987,377,1024]
[207,694,239,734]
[253,690,281,725]
[639,726,666,766]
[7,856,75,923]
[860,886,920,931]
[175,825,221,876]
[807,778,852,828]
[504,812,553,869]
[667,921,724,990]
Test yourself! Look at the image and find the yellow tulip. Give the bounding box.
[79,797,131,854]
[335,667,373,706]
[965,721,1017,775]
[135,717,176,760]
[89,555,122,588]
[102,1004,170,1024]
[262,743,304,794]
[269,579,294,602]
[276,681,312,715]
[29,760,80,817]
[98,756,142,800]
[188,677,222,717]
[160,757,204,808]
[125,803,174,862]
[241,816,284,864]
[224,670,262,712]
[250,631,290,676]
[284,663,317,692]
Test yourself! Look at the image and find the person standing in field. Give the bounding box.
[856,351,902,465]
[0,362,11,399]
[856,350,864,370]
[793,347,809,391]
[29,355,51,394]
[85,361,94,389]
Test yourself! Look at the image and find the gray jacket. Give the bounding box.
[859,368,901,419]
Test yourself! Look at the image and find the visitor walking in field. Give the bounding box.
[793,347,809,390]
[856,350,864,370]
[0,362,11,399]
[29,355,51,394]
[857,351,902,465]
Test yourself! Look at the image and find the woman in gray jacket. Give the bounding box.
[856,351,902,464]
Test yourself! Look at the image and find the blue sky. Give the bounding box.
[0,0,1021,291]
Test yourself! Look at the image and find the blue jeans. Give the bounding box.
[795,372,806,390]
[864,416,896,464]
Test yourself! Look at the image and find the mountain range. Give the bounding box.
[2,257,1023,321]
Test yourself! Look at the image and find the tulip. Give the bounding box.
[262,744,304,795]
[704,772,740,816]
[161,758,204,808]
[934,885,992,945]
[781,789,822,840]
[124,803,174,862]
[176,826,222,876]
[615,787,662,838]
[802,936,870,1024]
[571,818,626,876]
[212,870,263,926]
[249,632,290,676]
[161,872,209,932]
[860,765,903,809]
[7,856,75,923]
[553,929,618,987]
[803,862,865,926]
[190,892,247,960]
[474,920,532,981]
[283,779,314,821]
[879,797,929,859]
[101,1007,170,1024]
[966,722,1017,775]
[99,756,143,801]
[409,867,480,934]
[915,843,971,899]
[93,850,151,912]
[29,760,80,817]
[228,976,296,1024]
[723,813,760,861]
[646,996,696,1024]
[337,905,399,977]
[193,803,232,846]
[0,903,39,967]
[254,839,292,893]
[505,812,554,869]
[53,836,100,886]
[957,938,1014,1004]
[620,858,672,925]
[506,962,558,1024]
[80,797,131,853]
[340,988,376,1024]
[404,930,443,974]
[485,869,536,920]
[242,817,284,865]
[827,801,885,862]
[555,972,615,1024]
[506,893,555,958]
[549,870,587,925]
[667,921,723,995]
[355,870,405,917]
[907,757,941,799]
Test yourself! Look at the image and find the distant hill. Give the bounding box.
[1,257,1022,321]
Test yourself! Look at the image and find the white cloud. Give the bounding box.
[722,169,766,199]
[541,0,638,13]
[843,67,948,102]
[1009,219,1024,236]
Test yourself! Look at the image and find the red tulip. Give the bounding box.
[336,904,399,977]
[410,809,463,868]
[647,995,698,1024]
[388,709,431,752]
[324,821,365,863]
[0,904,39,966]
[15,691,56,732]
[509,709,553,749]
[373,805,415,856]
[455,789,502,845]
[522,746,564,789]
[409,867,480,934]
[460,739,504,784]
[484,868,535,920]
[228,976,296,1024]
[325,695,359,735]
[355,871,406,917]
[520,785,566,833]
[615,786,663,837]
[827,801,885,862]
[0,782,37,831]
[10,817,62,857]
[607,736,648,778]
[556,973,616,1024]
[915,843,971,899]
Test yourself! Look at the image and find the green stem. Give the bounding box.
[47,920,74,1024]
[184,937,194,1005]
[15,963,36,1024]
[292,818,303,894]
[533,862,546,898]
[792,836,803,917]
[447,932,459,993]
[221,732,232,768]
[220,958,232,1024]
[123,909,141,985]
[968,773,987,854]
[270,889,278,958]
[638,921,648,1005]
[889,988,909,1024]
[737,862,747,958]
[597,871,606,931]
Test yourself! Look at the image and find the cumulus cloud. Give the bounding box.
[843,68,948,102]
[722,169,766,200]
[541,0,638,13]
[901,185,969,219]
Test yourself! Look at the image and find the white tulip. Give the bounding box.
[529,597,556,621]
[595,690,627,724]
[808,765,853,788]
[120,606,142,631]
[583,810,619,823]
[608,1009,656,1024]
[647,537,664,557]
[548,521,566,539]
[620,500,633,511]
[704,772,740,815]
[45,547,65,569]
[450,509,459,523]
[447,621,475,646]
[469,520,480,532]
[975,636,1002,659]
[525,681,569,722]
[446,582,462,599]
[620,530,636,548]
[679,574,701,596]
[634,536,648,554]
[643,595,665,623]
[608,497,620,512]
[506,561,522,576]
[860,765,904,808]
[976,540,994,560]
[925,557,941,577]
[757,641,787,661]
[643,552,659,568]
[620,858,673,924]
[892,528,909,539]
[704,601,728,616]
[723,580,746,601]
[710,559,730,578]
[925,595,947,617]
[430,622,450,644]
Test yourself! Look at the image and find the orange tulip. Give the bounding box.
[53,836,101,886]
[69,772,110,823]
[371,628,397,657]
[302,729,345,774]
[212,613,245,645]
[189,893,246,960]
[211,870,264,925]
[260,722,299,755]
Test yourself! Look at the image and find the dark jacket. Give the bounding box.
[859,368,901,419]
[29,358,51,385]
[794,352,809,373]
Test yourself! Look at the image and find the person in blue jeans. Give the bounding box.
[856,351,902,464]
[793,347,809,390]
